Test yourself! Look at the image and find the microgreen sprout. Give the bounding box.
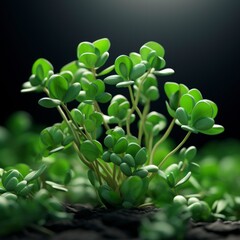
[21,38,224,209]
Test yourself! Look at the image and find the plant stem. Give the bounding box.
[94,101,110,131]
[138,100,150,144]
[158,131,191,168]
[149,118,175,164]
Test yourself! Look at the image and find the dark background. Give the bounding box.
[1,0,240,147]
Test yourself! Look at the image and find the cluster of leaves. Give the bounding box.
[20,37,224,210]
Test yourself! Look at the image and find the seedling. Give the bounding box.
[20,38,224,209]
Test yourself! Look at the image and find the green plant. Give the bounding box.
[20,38,224,210]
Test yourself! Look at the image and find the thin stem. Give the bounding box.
[158,131,191,168]
[138,100,150,143]
[149,118,175,164]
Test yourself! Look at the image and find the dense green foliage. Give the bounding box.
[0,38,229,237]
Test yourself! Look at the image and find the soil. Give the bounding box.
[3,204,240,240]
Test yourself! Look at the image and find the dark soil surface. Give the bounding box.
[3,205,240,240]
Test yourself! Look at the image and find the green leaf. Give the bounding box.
[140,46,152,61]
[133,169,148,178]
[85,119,96,132]
[115,55,133,79]
[109,153,122,166]
[192,100,214,124]
[97,65,115,76]
[145,86,159,101]
[130,63,146,80]
[120,176,143,204]
[24,164,48,182]
[116,81,134,88]
[60,60,79,74]
[144,41,165,57]
[143,165,159,172]
[80,140,100,162]
[175,172,192,187]
[154,68,175,76]
[77,41,95,58]
[95,52,109,68]
[199,124,224,135]
[32,58,53,79]
[135,148,147,166]
[79,53,98,69]
[181,125,198,133]
[113,137,128,154]
[45,181,68,192]
[88,169,100,187]
[99,185,122,207]
[104,135,115,148]
[93,38,111,55]
[104,75,124,85]
[184,146,197,160]
[71,108,84,125]
[180,94,195,114]
[60,71,73,83]
[63,82,81,103]
[193,117,214,131]
[95,92,112,103]
[120,163,132,176]
[123,154,135,167]
[129,52,142,65]
[5,177,19,191]
[126,142,141,157]
[164,82,179,99]
[48,74,68,101]
[176,107,189,125]
[38,97,61,108]
[188,88,203,102]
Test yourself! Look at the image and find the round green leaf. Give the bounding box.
[104,75,124,85]
[38,97,61,108]
[135,148,147,166]
[199,124,224,135]
[188,88,203,102]
[71,108,84,125]
[180,94,195,114]
[95,92,112,103]
[145,86,159,101]
[113,137,128,154]
[164,82,179,99]
[48,74,68,101]
[77,41,95,58]
[110,153,122,165]
[184,146,197,160]
[120,163,132,176]
[176,107,189,125]
[116,81,134,88]
[123,154,135,167]
[93,38,111,55]
[126,142,141,157]
[154,68,175,76]
[80,140,100,162]
[130,63,146,80]
[133,169,148,178]
[79,53,98,69]
[194,117,215,130]
[144,41,165,57]
[115,55,133,79]
[32,58,53,79]
[192,100,214,124]
[129,52,142,65]
[63,82,81,103]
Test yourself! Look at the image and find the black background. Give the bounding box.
[1,0,240,147]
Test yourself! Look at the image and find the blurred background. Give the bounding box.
[1,0,240,147]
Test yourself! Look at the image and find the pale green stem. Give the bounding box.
[158,131,191,168]
[149,118,175,164]
[138,100,150,143]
